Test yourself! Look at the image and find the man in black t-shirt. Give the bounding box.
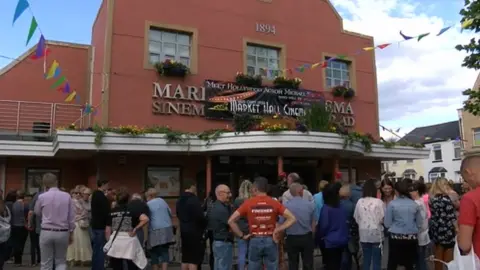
[90,179,110,270]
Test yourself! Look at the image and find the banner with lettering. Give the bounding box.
[204,80,325,120]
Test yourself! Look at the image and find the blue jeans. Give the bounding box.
[237,238,249,270]
[212,241,233,270]
[416,245,428,270]
[91,229,106,270]
[341,247,352,270]
[361,242,381,270]
[248,237,278,270]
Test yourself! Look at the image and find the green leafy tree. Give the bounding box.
[456,0,480,115]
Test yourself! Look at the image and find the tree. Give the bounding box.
[456,0,480,115]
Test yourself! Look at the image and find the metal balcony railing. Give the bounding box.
[0,100,88,137]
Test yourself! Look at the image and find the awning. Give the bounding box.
[429,167,447,173]
[403,169,417,175]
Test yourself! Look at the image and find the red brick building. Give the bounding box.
[0,0,428,210]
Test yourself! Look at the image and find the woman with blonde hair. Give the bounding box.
[429,178,456,270]
[67,186,93,266]
[233,180,253,270]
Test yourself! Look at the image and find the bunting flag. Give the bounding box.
[462,18,474,29]
[400,31,414,40]
[34,35,46,59]
[45,60,59,79]
[51,76,66,89]
[437,26,451,36]
[362,47,375,51]
[377,43,391,49]
[13,0,29,25]
[64,91,76,102]
[26,17,37,45]
[311,63,320,69]
[417,33,430,41]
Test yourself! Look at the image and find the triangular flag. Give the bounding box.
[74,94,81,104]
[437,26,451,36]
[321,62,328,68]
[83,104,92,114]
[34,35,46,58]
[417,33,430,41]
[26,17,38,45]
[362,47,375,51]
[295,66,305,72]
[13,0,29,25]
[395,128,401,132]
[303,63,311,68]
[311,63,320,69]
[65,91,77,102]
[462,18,474,29]
[30,48,50,60]
[400,31,414,40]
[53,67,61,78]
[377,43,391,49]
[62,82,71,93]
[51,76,66,89]
[46,60,59,79]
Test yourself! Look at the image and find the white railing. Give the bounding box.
[0,100,88,136]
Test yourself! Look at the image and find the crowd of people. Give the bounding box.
[0,154,480,270]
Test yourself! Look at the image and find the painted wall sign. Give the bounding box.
[151,81,356,127]
[256,23,276,35]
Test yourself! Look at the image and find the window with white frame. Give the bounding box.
[474,128,480,146]
[246,44,280,79]
[325,60,350,88]
[429,172,446,181]
[453,141,461,159]
[148,28,191,66]
[432,144,442,161]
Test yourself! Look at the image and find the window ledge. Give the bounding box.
[452,158,461,161]
[432,160,443,163]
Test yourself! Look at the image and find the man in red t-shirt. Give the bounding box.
[228,177,296,270]
[458,155,480,258]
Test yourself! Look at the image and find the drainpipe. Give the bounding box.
[0,158,5,197]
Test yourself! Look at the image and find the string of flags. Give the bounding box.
[380,125,464,143]
[12,0,95,116]
[260,20,475,78]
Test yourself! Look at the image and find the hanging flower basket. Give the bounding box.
[154,60,189,77]
[332,86,355,99]
[332,85,348,97]
[344,87,355,99]
[273,76,302,89]
[235,72,262,87]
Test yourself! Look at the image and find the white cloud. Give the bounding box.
[330,0,478,135]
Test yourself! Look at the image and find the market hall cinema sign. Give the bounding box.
[152,80,355,126]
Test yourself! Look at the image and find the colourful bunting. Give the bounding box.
[62,82,71,93]
[400,31,414,40]
[417,33,430,41]
[377,43,391,49]
[46,60,59,79]
[34,35,46,59]
[64,91,76,102]
[13,0,29,25]
[311,63,320,69]
[51,76,66,89]
[26,17,37,45]
[362,47,375,51]
[462,19,474,29]
[30,48,50,60]
[437,26,451,36]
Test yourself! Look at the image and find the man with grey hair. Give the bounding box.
[34,173,75,270]
[281,183,315,270]
[281,173,313,203]
[209,184,233,270]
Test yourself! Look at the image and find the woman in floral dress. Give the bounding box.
[429,178,457,270]
[67,186,93,266]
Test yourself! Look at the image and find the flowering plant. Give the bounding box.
[273,76,302,89]
[235,72,263,87]
[332,85,355,99]
[154,59,189,77]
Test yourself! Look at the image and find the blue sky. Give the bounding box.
[0,0,101,66]
[0,0,476,138]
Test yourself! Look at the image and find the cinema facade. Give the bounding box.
[0,0,429,203]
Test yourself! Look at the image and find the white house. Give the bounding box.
[383,120,462,183]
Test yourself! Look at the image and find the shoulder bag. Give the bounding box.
[103,211,126,254]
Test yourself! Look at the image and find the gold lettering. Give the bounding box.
[172,85,186,99]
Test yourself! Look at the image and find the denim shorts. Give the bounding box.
[150,244,170,264]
